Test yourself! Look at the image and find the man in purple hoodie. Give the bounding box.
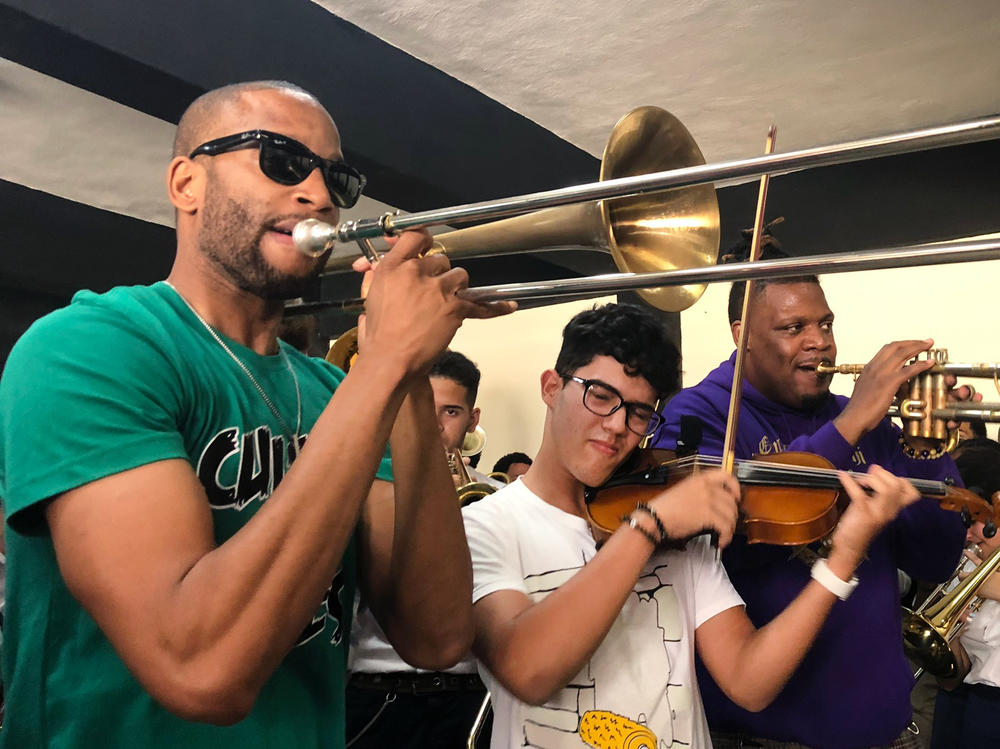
[654,272,967,749]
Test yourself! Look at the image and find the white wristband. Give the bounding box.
[810,558,859,601]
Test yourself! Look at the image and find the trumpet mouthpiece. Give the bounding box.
[816,362,866,375]
[293,218,336,258]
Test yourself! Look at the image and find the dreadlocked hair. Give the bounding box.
[724,218,820,324]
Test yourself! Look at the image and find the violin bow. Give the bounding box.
[721,125,778,474]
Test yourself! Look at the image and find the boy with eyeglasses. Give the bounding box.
[0,81,510,748]
[464,303,922,749]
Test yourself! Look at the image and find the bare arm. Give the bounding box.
[472,471,740,705]
[696,465,920,711]
[48,353,409,724]
[46,233,510,724]
[358,378,474,670]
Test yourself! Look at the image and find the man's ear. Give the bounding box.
[467,407,481,432]
[730,319,741,346]
[540,369,562,407]
[167,156,204,215]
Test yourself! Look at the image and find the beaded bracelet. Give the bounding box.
[623,514,660,547]
[634,502,668,542]
[898,436,947,460]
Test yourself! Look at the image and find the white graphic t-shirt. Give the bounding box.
[463,479,743,749]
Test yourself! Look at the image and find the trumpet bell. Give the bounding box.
[460,425,487,458]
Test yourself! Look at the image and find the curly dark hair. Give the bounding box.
[493,452,532,474]
[955,440,1000,505]
[554,303,679,399]
[429,350,481,406]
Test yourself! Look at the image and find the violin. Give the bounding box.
[584,448,998,547]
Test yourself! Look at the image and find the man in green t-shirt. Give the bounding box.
[0,80,511,748]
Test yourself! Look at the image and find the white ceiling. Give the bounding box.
[316,0,1000,163]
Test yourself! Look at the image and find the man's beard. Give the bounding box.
[198,189,325,300]
[798,390,830,412]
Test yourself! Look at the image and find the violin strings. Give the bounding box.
[656,453,946,495]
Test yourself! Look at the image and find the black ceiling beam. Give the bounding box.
[0,179,174,297]
[716,138,1000,256]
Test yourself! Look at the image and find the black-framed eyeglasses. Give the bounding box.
[560,374,663,437]
[189,130,366,209]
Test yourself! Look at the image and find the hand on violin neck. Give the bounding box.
[827,465,921,575]
[834,339,935,445]
[648,470,740,550]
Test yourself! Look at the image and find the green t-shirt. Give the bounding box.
[0,282,392,748]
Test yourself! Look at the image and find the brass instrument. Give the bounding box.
[817,350,1000,449]
[325,327,359,373]
[321,106,720,312]
[460,426,511,484]
[903,542,1000,679]
[448,448,501,507]
[293,113,1000,310]
[460,425,488,458]
[466,693,492,749]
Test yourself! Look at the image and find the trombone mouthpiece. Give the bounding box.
[292,218,336,258]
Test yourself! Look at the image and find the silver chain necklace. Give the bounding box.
[164,281,302,450]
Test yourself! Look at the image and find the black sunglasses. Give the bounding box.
[189,130,366,209]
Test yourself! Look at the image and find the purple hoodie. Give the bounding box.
[653,353,966,749]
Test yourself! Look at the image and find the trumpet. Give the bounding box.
[460,426,512,484]
[903,542,1000,679]
[447,448,502,507]
[817,350,1000,447]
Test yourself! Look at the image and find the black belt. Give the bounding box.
[965,682,1000,702]
[350,671,485,695]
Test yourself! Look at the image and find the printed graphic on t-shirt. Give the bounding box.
[519,563,693,748]
[197,424,306,510]
[297,568,347,647]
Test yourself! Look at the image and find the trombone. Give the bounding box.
[290,238,1000,315]
[904,542,1000,679]
[293,110,1000,312]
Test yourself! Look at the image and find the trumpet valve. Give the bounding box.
[898,399,928,420]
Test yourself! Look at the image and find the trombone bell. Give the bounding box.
[323,107,720,313]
